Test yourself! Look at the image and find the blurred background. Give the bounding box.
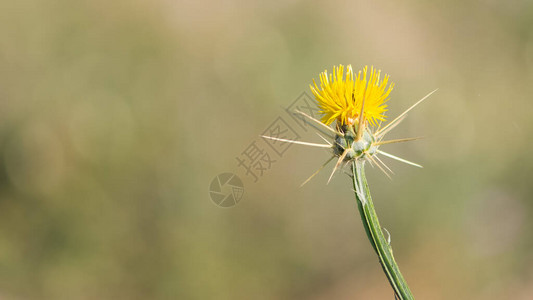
[0,0,532,299]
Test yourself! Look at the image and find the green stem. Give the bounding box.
[351,160,414,300]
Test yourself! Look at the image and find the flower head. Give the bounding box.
[263,65,435,184]
[310,65,394,127]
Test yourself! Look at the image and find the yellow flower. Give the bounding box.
[310,65,394,127]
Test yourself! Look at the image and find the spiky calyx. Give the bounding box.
[333,125,376,162]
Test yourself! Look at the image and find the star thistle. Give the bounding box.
[263,64,437,300]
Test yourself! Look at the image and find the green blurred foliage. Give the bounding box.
[0,0,532,299]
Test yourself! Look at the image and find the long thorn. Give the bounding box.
[294,110,343,136]
[261,136,332,148]
[315,132,332,146]
[299,116,336,139]
[376,119,384,134]
[376,88,438,137]
[373,136,424,146]
[368,155,392,179]
[366,155,375,168]
[314,126,344,149]
[376,115,406,139]
[373,154,394,174]
[327,149,349,184]
[377,150,423,168]
[342,159,351,171]
[300,156,336,187]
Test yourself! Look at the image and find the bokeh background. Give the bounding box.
[1,0,532,299]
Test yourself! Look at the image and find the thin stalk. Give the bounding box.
[351,160,414,300]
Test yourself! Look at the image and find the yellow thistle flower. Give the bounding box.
[310,65,394,127]
[264,65,436,182]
